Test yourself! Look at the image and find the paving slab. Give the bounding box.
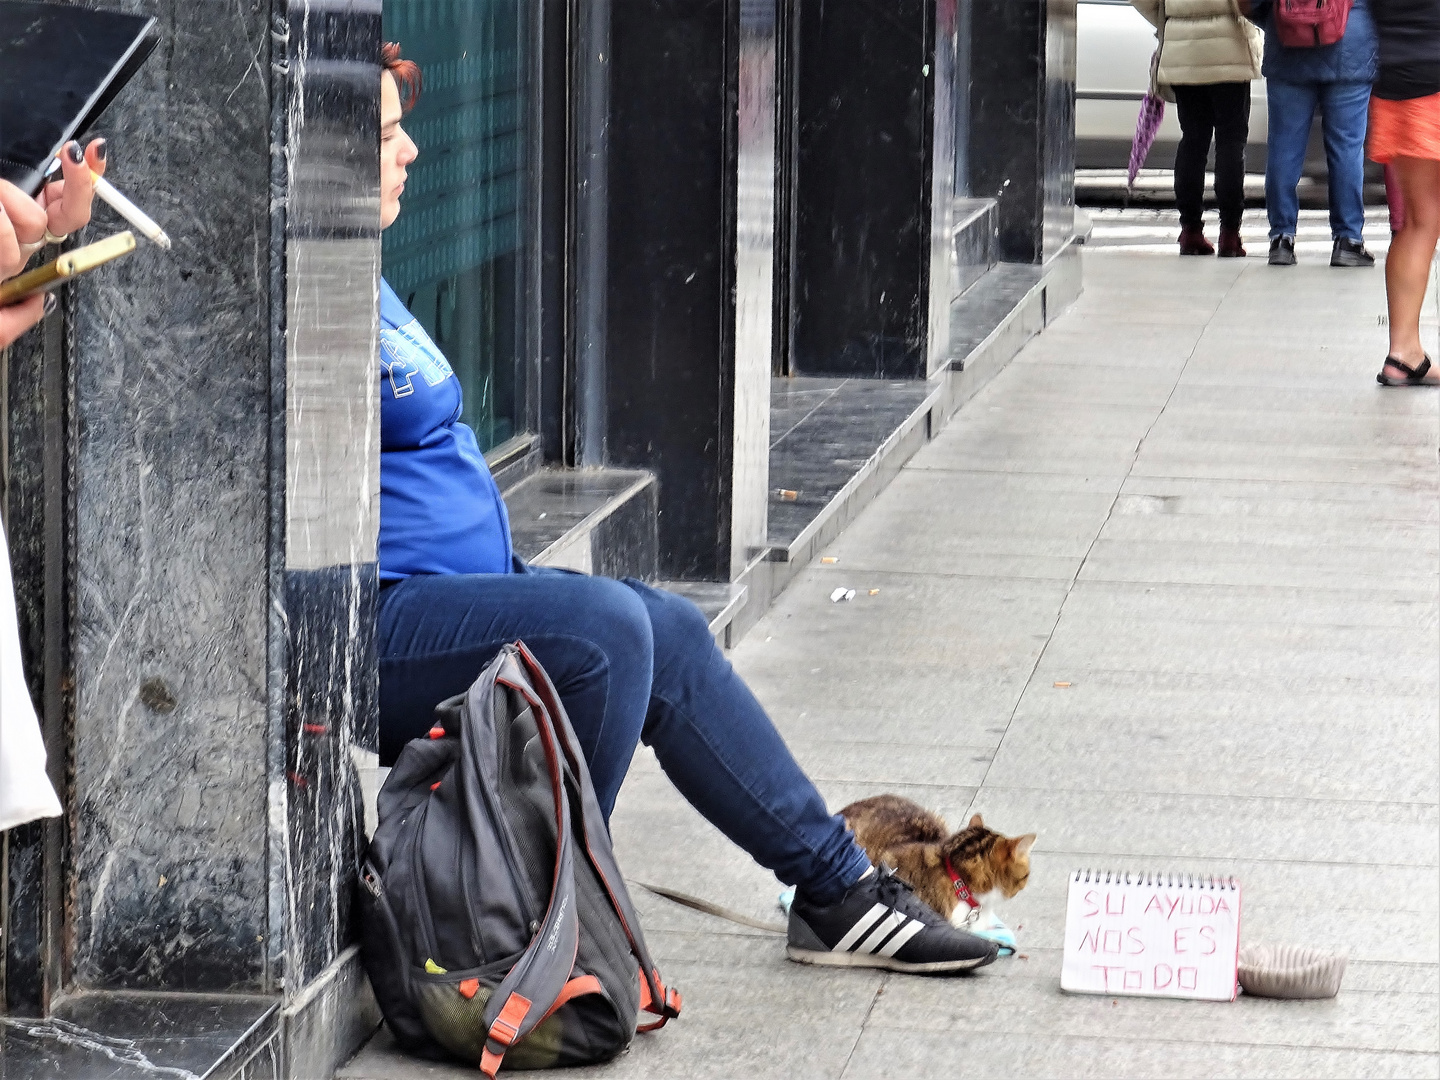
[347,244,1439,1079]
[842,1028,1439,1080]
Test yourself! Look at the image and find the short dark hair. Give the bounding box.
[381,42,422,113]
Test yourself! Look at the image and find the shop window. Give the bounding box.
[381,0,534,453]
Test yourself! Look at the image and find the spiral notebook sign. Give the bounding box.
[1061,870,1242,1001]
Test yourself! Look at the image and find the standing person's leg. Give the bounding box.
[1321,79,1375,265]
[1379,156,1440,384]
[1173,84,1217,254]
[1213,82,1252,256]
[377,570,654,817]
[1265,80,1318,260]
[1385,163,1408,235]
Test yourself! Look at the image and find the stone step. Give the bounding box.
[656,580,749,644]
[0,991,280,1079]
[953,196,1000,300]
[506,468,658,581]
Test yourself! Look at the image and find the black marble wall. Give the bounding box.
[967,0,1076,264]
[64,0,276,994]
[787,0,936,379]
[603,0,773,581]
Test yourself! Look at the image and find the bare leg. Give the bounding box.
[1382,156,1440,382]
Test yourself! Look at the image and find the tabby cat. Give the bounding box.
[840,795,1036,927]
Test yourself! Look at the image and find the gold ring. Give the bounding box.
[42,229,68,245]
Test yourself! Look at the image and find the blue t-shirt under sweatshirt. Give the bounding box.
[379,279,513,581]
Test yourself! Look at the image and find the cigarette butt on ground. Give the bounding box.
[1053,681,1071,688]
[868,589,880,596]
[820,556,838,564]
[775,489,799,501]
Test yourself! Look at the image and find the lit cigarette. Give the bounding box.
[90,173,170,250]
[45,161,172,250]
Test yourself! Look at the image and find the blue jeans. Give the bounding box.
[1265,79,1371,241]
[377,564,871,904]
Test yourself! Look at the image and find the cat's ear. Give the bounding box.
[968,813,984,829]
[1013,834,1037,859]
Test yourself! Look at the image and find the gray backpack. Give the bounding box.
[359,642,681,1075]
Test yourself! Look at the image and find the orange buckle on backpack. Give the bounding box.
[480,992,534,1079]
[458,978,480,999]
[487,992,532,1048]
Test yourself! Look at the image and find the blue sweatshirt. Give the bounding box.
[379,279,513,580]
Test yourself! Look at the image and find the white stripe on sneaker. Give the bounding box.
[855,912,909,955]
[832,904,888,953]
[876,919,925,958]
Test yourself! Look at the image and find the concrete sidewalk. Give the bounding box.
[343,244,1440,1080]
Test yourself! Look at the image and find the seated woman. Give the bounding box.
[375,45,995,975]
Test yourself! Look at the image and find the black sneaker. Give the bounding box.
[1331,237,1375,267]
[787,867,999,974]
[1268,236,1296,266]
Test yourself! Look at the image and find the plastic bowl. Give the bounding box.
[1237,944,1346,1000]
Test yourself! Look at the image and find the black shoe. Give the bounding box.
[787,867,999,974]
[1331,237,1375,267]
[1268,236,1296,266]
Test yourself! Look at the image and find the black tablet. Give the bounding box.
[0,1,158,195]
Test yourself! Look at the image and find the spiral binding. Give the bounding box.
[1071,869,1238,890]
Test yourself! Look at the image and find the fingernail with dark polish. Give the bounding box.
[66,141,84,164]
[94,139,107,163]
[43,293,57,316]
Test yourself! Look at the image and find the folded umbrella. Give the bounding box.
[1128,91,1166,191]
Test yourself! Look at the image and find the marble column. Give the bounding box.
[2,2,382,1058]
[785,0,958,380]
[600,0,773,582]
[966,0,1077,264]
[63,0,279,995]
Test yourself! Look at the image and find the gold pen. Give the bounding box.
[0,231,137,306]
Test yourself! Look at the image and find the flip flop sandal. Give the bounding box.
[1377,354,1438,387]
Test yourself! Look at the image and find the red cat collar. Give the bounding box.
[944,856,982,909]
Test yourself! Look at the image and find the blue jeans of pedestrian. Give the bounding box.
[1265,79,1371,241]
[377,564,872,905]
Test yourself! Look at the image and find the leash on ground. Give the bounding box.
[627,880,787,935]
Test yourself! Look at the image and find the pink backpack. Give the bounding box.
[1273,0,1356,48]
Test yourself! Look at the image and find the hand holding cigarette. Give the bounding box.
[37,138,107,241]
[42,141,170,250]
[1,139,106,280]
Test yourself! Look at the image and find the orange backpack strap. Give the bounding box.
[480,992,533,1078]
[541,975,605,1021]
[636,966,683,1032]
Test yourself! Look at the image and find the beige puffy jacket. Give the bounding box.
[1130,0,1263,88]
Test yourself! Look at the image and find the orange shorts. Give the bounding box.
[1369,92,1440,164]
